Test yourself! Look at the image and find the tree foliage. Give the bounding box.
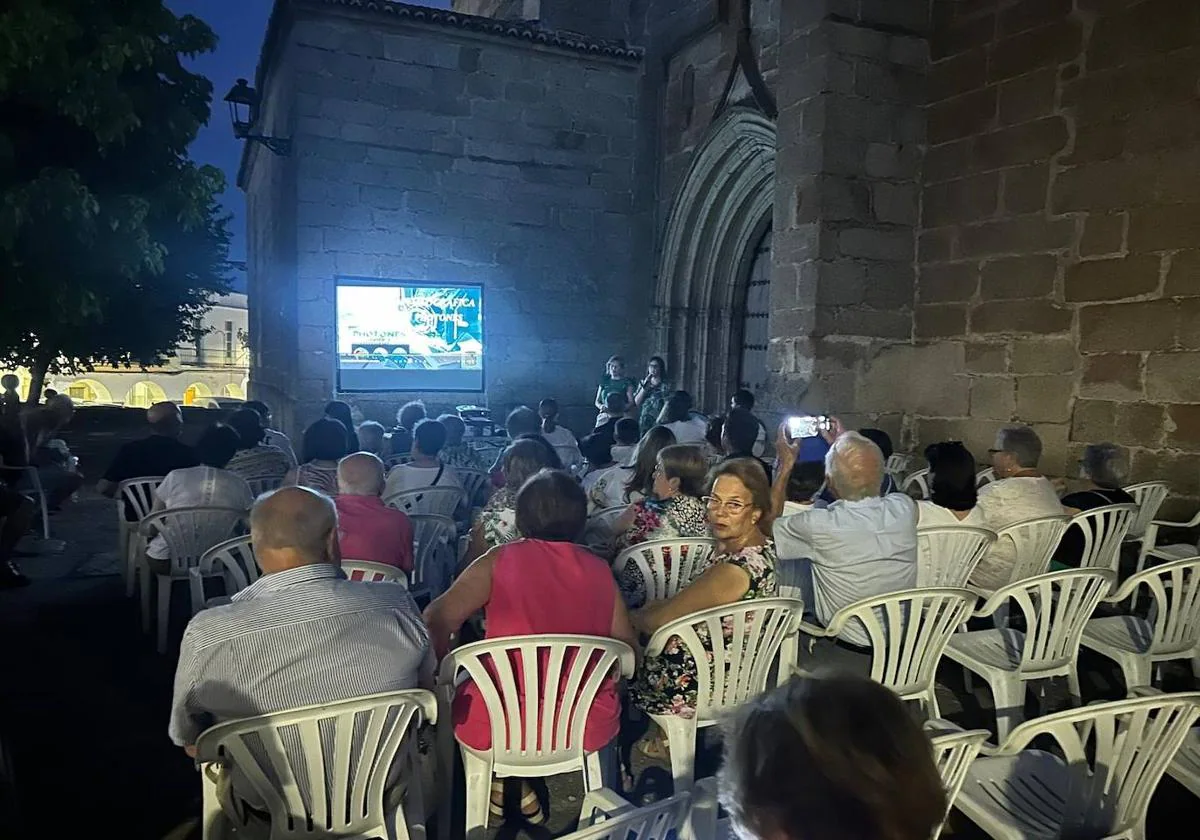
[0,0,232,400]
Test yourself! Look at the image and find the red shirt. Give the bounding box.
[335,495,414,573]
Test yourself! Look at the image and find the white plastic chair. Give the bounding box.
[969,515,1069,597]
[1081,556,1200,690]
[196,689,437,840]
[409,514,456,601]
[342,559,407,584]
[457,469,490,507]
[1124,480,1169,538]
[902,468,931,499]
[952,693,1200,840]
[189,535,258,614]
[796,589,978,718]
[560,789,694,840]
[1137,505,1200,573]
[1129,686,1200,800]
[438,635,635,840]
[1067,502,1138,572]
[975,468,996,488]
[384,486,463,519]
[117,476,164,597]
[945,568,1115,741]
[137,506,248,653]
[584,504,628,553]
[645,598,805,792]
[925,721,991,840]
[246,476,284,497]
[885,453,911,479]
[611,538,717,604]
[916,526,996,588]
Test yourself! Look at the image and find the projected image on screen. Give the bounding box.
[336,281,484,392]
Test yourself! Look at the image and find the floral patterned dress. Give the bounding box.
[631,542,778,718]
[476,487,518,549]
[638,379,673,435]
[441,443,488,474]
[615,495,710,607]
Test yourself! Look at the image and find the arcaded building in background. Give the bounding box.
[241,0,1200,511]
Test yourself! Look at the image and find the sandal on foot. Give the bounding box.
[636,734,671,762]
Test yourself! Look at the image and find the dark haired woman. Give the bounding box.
[917,441,985,527]
[633,355,672,435]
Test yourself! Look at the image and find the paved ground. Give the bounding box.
[0,490,1196,837]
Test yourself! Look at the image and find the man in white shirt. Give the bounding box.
[383,418,466,500]
[771,427,918,667]
[971,425,1066,591]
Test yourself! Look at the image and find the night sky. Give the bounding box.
[168,0,451,266]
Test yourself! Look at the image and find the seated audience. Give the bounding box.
[97,402,198,510]
[610,418,640,466]
[539,398,581,468]
[634,355,672,435]
[860,428,899,495]
[22,394,83,510]
[771,428,917,655]
[438,414,488,474]
[146,425,253,565]
[972,425,1065,590]
[425,470,637,822]
[580,434,616,485]
[586,419,645,512]
[335,453,414,572]
[595,354,636,413]
[285,418,349,496]
[704,415,725,461]
[783,461,826,516]
[0,374,19,421]
[1054,442,1135,567]
[630,458,777,752]
[355,421,387,458]
[917,441,985,526]
[324,401,360,455]
[383,418,466,503]
[657,390,707,444]
[169,487,429,774]
[595,390,628,430]
[730,389,768,457]
[244,400,297,467]
[389,400,427,458]
[466,438,558,563]
[224,408,292,483]
[723,407,774,482]
[489,406,541,486]
[611,425,677,515]
[0,424,33,587]
[719,675,947,840]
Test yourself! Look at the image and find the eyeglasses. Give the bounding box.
[704,496,750,514]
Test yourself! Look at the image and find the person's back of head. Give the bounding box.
[412,418,448,457]
[303,417,349,464]
[603,391,627,414]
[251,486,338,574]
[1080,442,1128,490]
[614,418,640,446]
[705,416,725,451]
[657,444,710,498]
[995,425,1043,471]
[196,424,241,469]
[506,405,540,439]
[723,407,760,455]
[1,374,19,391]
[337,452,386,497]
[147,401,184,438]
[515,469,587,542]
[356,420,386,455]
[924,441,977,512]
[538,398,558,419]
[45,394,74,427]
[513,433,563,470]
[244,400,272,426]
[502,438,560,492]
[580,434,614,468]
[397,400,426,431]
[227,408,266,450]
[438,413,467,446]
[720,675,946,840]
[787,461,826,504]
[628,425,677,498]
[826,431,885,502]
[657,390,693,425]
[859,428,894,461]
[324,400,354,430]
[731,388,755,411]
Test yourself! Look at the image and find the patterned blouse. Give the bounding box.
[638,379,673,435]
[441,443,488,474]
[476,487,518,550]
[615,494,710,606]
[631,541,778,717]
[295,461,340,497]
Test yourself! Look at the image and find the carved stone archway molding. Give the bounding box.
[651,107,776,409]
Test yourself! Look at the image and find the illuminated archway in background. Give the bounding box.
[183,382,213,406]
[66,379,114,404]
[223,382,245,399]
[125,381,168,408]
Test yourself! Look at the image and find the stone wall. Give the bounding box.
[916,0,1200,509]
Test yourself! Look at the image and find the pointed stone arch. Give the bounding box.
[651,107,776,408]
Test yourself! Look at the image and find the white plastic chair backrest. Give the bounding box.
[141,506,247,576]
[646,598,805,720]
[458,469,490,505]
[926,723,989,837]
[986,569,1114,675]
[197,535,259,596]
[341,559,406,584]
[195,689,437,838]
[1123,482,1170,539]
[408,513,456,594]
[560,792,692,840]
[916,526,996,588]
[1113,557,1200,657]
[118,476,164,522]
[438,636,635,770]
[1069,503,1139,572]
[612,538,718,603]
[975,467,995,488]
[246,475,283,497]
[992,692,1200,837]
[993,515,1070,586]
[886,453,911,478]
[825,589,978,698]
[902,468,931,499]
[383,485,463,518]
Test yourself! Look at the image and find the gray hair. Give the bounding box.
[438,413,467,445]
[825,431,884,502]
[337,452,386,496]
[996,425,1042,469]
[356,420,386,452]
[506,405,540,438]
[1081,442,1128,489]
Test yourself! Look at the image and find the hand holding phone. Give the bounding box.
[785,415,830,440]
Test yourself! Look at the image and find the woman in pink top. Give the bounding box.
[424,469,638,826]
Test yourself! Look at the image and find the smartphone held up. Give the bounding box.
[785,415,831,440]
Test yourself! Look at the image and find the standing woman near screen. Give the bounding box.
[634,356,672,435]
[595,356,636,413]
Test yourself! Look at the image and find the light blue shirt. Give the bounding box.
[773,494,918,646]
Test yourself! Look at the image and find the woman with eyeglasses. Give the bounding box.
[629,457,778,759]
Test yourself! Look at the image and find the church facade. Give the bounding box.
[242,0,1200,505]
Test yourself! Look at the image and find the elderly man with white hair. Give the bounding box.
[335,452,414,572]
[770,422,918,665]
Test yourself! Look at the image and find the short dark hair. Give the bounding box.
[658,444,709,498]
[324,400,354,431]
[723,408,760,455]
[506,406,540,438]
[413,418,447,456]
[579,434,613,467]
[196,424,241,469]
[302,418,349,463]
[614,418,640,445]
[710,457,771,517]
[657,390,693,425]
[227,408,266,450]
[501,438,559,489]
[538,397,558,413]
[515,469,587,542]
[787,461,826,504]
[604,391,627,413]
[719,676,946,840]
[514,433,564,470]
[397,400,426,430]
[731,389,755,410]
[244,400,271,422]
[860,428,895,461]
[924,441,978,512]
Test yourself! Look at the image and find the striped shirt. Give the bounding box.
[226,444,292,482]
[263,429,297,468]
[169,563,429,747]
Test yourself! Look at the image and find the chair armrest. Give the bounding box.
[577,787,634,828]
[1150,513,1200,529]
[689,778,721,840]
[798,618,832,639]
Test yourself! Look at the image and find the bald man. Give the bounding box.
[98,401,198,510]
[169,486,429,760]
[336,453,414,572]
